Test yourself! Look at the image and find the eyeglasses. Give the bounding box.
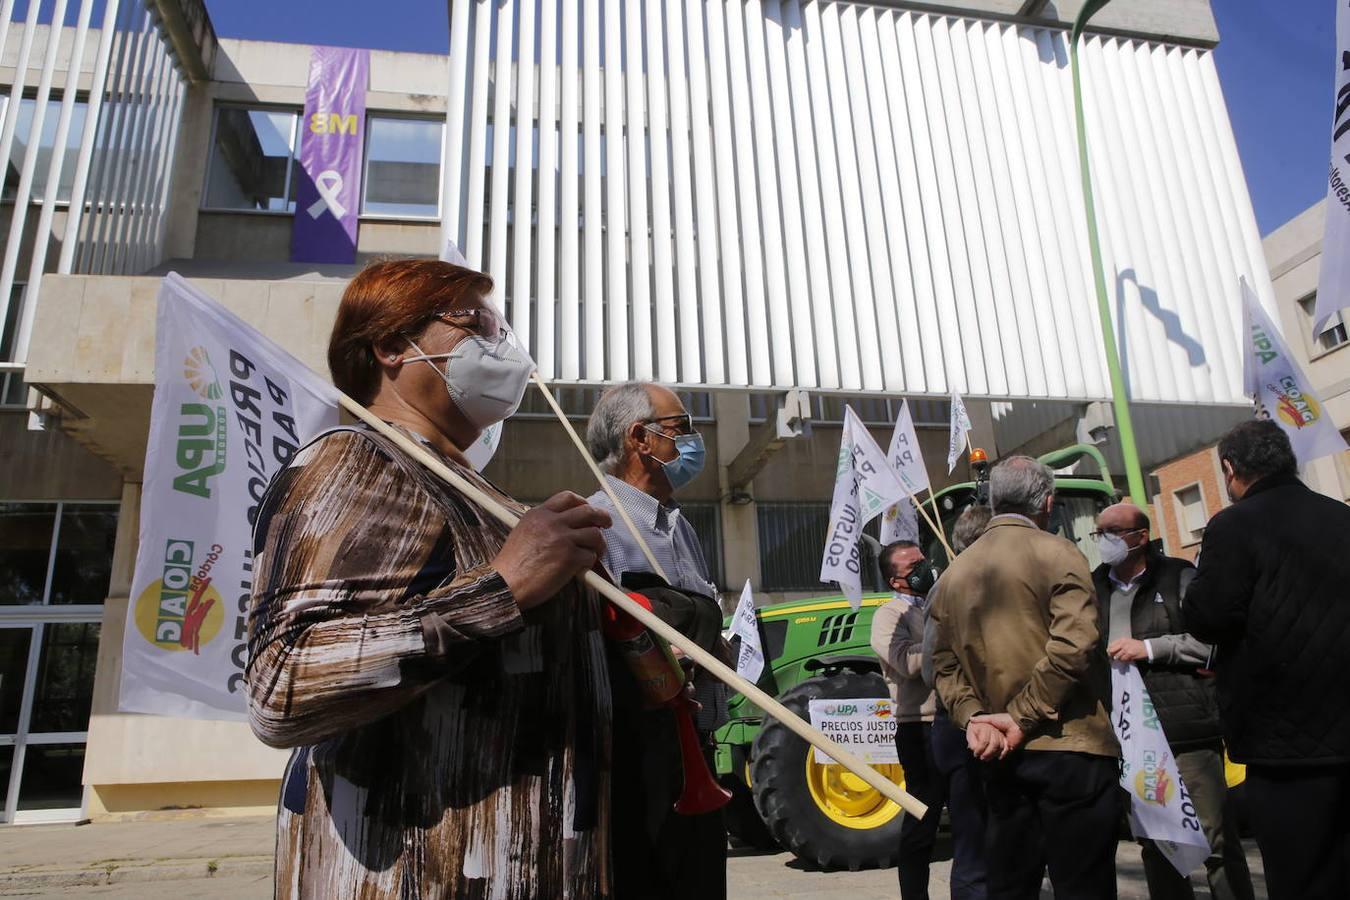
[1088,527,1145,540]
[431,306,511,341]
[642,413,694,435]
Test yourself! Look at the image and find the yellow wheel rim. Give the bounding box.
[804,751,906,830]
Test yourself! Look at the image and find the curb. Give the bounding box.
[0,856,273,893]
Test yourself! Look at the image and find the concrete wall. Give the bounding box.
[0,412,121,500]
[1264,201,1350,502]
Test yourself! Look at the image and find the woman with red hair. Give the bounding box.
[246,259,614,898]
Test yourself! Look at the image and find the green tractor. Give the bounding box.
[713,445,1119,871]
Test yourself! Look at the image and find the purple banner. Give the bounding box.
[291,47,369,264]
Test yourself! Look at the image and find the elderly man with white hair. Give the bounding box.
[930,455,1120,899]
[585,381,728,900]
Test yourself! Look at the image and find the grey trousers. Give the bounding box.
[1138,744,1255,900]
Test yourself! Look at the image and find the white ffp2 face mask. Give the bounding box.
[1098,533,1131,567]
[405,332,535,430]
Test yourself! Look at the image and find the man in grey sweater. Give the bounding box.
[1090,503,1253,900]
[871,541,940,900]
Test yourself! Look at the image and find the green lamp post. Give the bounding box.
[1070,0,1150,510]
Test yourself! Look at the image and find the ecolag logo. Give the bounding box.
[174,347,228,498]
[1269,376,1321,430]
[134,539,224,655]
[1133,749,1176,806]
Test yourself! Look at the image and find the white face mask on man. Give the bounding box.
[1097,533,1132,567]
[404,330,535,430]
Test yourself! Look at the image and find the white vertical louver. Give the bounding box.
[0,0,189,363]
[443,1,1270,404]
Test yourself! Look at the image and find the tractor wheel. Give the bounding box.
[750,670,906,871]
[721,772,779,851]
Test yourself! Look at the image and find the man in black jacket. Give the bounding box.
[1184,420,1350,900]
[1091,503,1253,900]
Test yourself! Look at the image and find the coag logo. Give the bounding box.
[134,539,224,654]
[1133,750,1176,806]
[1270,376,1322,430]
[174,347,228,498]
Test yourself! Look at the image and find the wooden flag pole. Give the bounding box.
[909,492,955,560]
[335,392,928,820]
[529,373,672,583]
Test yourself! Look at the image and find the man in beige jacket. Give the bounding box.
[931,456,1119,899]
[870,541,939,899]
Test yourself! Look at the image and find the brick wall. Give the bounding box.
[1151,446,1229,561]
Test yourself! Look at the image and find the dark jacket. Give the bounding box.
[1092,549,1221,750]
[1183,474,1350,766]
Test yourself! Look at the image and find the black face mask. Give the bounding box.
[905,560,939,596]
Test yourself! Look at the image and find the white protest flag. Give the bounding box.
[880,400,929,545]
[821,407,909,608]
[1111,662,1211,876]
[729,580,765,684]
[442,237,504,471]
[1241,278,1349,463]
[1314,2,1350,336]
[947,388,972,474]
[120,274,342,720]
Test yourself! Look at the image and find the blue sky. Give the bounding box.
[205,0,1331,236]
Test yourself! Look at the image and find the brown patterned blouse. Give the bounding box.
[246,426,612,899]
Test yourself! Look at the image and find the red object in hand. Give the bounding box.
[671,689,732,815]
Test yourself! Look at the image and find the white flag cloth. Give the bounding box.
[879,498,919,546]
[947,389,972,474]
[821,407,909,608]
[1111,662,1211,877]
[880,400,928,545]
[729,580,765,684]
[1241,278,1349,463]
[120,274,342,720]
[1314,3,1350,336]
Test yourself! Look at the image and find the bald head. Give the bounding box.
[1098,502,1149,535]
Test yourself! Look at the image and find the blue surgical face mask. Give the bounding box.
[644,427,706,491]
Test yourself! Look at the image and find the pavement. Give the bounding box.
[0,815,1268,898]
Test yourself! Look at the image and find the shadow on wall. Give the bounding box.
[1115,267,1207,397]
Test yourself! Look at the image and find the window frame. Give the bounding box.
[0,499,120,611]
[198,102,303,216]
[1298,293,1349,359]
[1171,482,1208,548]
[359,112,446,222]
[0,92,92,209]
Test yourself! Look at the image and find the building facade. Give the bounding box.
[0,0,1275,822]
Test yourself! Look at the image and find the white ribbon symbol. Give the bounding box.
[307,169,347,220]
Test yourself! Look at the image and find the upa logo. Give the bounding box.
[1133,749,1176,806]
[134,539,224,654]
[1269,376,1322,430]
[174,347,228,498]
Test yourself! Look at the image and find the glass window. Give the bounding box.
[29,623,100,733]
[1,283,26,362]
[0,628,33,734]
[757,502,883,592]
[3,97,88,203]
[48,505,117,605]
[0,504,56,606]
[203,107,299,211]
[362,116,442,218]
[0,502,117,606]
[1300,294,1348,353]
[17,743,85,811]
